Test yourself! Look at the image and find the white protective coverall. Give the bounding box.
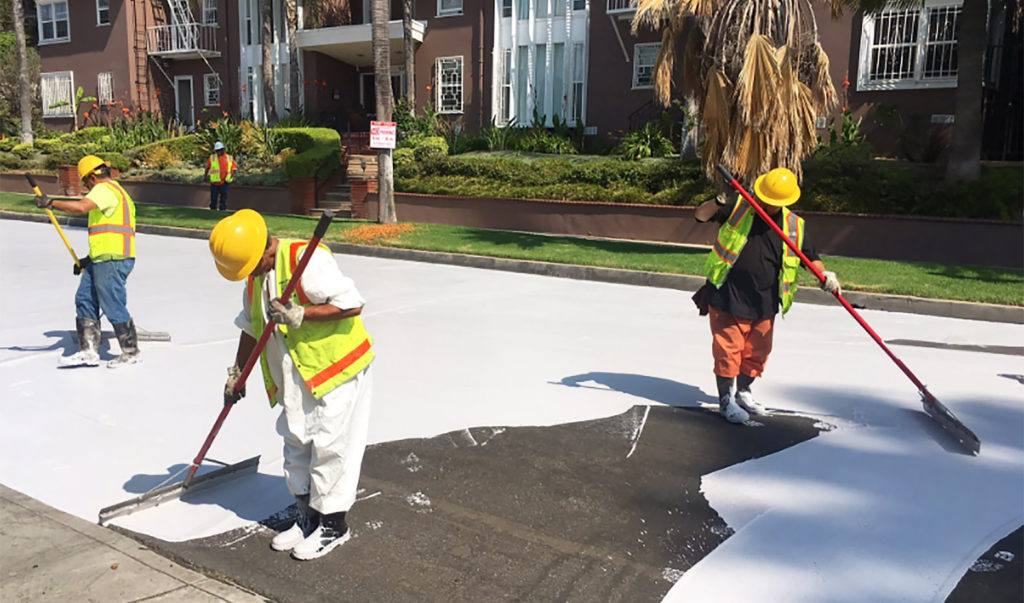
[235,247,373,515]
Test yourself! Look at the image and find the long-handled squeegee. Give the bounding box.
[716,164,981,455]
[98,210,337,525]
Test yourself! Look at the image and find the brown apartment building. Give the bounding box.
[35,0,1021,161]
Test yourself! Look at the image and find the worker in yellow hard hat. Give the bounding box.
[209,209,375,561]
[35,155,140,368]
[692,167,840,424]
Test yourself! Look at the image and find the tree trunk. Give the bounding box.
[372,0,396,223]
[13,0,33,144]
[403,0,415,105]
[945,0,986,181]
[285,0,300,114]
[262,0,277,122]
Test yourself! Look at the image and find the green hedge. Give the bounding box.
[277,127,341,180]
[127,135,201,165]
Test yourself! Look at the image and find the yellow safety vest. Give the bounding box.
[87,181,136,261]
[247,239,375,406]
[704,197,805,315]
[208,154,236,183]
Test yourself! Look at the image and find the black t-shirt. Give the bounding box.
[706,203,820,320]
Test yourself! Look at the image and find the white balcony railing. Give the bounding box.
[606,0,636,14]
[147,23,220,58]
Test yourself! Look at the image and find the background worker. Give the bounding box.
[209,209,375,561]
[35,155,140,368]
[692,167,840,424]
[203,141,237,211]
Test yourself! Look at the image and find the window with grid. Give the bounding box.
[502,0,512,17]
[203,0,218,24]
[859,1,962,90]
[438,0,462,17]
[498,49,512,123]
[572,0,585,10]
[42,71,74,117]
[436,56,463,113]
[632,43,659,89]
[97,72,113,104]
[38,1,70,43]
[205,74,221,106]
[570,43,585,123]
[97,0,110,25]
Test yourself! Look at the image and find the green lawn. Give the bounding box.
[2,192,1021,306]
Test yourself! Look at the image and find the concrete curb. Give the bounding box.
[4,210,1021,324]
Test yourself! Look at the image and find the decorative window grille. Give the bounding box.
[859,1,962,90]
[41,71,74,118]
[436,56,464,113]
[632,43,659,89]
[97,0,110,25]
[202,0,218,25]
[98,72,114,104]
[38,1,70,43]
[570,43,585,123]
[438,0,462,17]
[205,74,221,106]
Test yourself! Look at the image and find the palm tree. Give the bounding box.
[372,0,396,223]
[944,0,985,181]
[403,0,415,105]
[261,0,277,122]
[12,0,32,144]
[285,0,301,115]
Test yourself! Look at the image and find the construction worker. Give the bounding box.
[692,167,840,423]
[209,209,374,561]
[34,155,140,368]
[203,141,237,211]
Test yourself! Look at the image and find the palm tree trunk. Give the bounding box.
[262,0,277,122]
[372,0,396,223]
[13,0,33,144]
[403,0,415,105]
[285,0,300,114]
[945,0,986,181]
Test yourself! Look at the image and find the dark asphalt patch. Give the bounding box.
[886,339,1024,357]
[947,525,1024,603]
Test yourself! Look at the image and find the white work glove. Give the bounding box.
[820,271,841,296]
[268,299,305,329]
[224,365,246,405]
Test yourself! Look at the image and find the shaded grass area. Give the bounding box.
[1,192,1020,306]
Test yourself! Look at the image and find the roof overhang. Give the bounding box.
[296,20,427,68]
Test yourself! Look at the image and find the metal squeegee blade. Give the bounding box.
[923,398,981,455]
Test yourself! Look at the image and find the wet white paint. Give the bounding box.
[1,221,1022,601]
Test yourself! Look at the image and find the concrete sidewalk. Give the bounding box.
[0,484,267,603]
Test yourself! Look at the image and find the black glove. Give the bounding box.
[73,256,93,275]
[224,365,246,405]
[35,194,53,210]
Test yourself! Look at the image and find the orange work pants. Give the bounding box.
[709,307,775,378]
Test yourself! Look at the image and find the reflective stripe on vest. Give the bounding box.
[703,201,805,315]
[247,240,374,406]
[209,154,235,183]
[88,181,136,259]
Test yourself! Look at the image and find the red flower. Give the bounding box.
[217,102,222,107]
[222,111,228,117]
[84,111,90,118]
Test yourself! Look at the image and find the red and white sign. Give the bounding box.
[369,121,397,149]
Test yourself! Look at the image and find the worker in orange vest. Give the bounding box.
[203,141,237,210]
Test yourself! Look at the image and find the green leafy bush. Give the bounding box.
[393,147,415,172]
[0,136,17,152]
[97,152,131,172]
[615,122,674,160]
[412,136,449,162]
[11,142,33,160]
[278,127,341,180]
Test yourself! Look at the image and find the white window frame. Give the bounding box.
[41,71,74,118]
[570,42,586,125]
[96,0,110,26]
[37,1,71,45]
[632,42,659,89]
[202,0,218,25]
[436,56,464,114]
[857,0,963,91]
[437,0,463,18]
[97,71,114,104]
[204,73,221,106]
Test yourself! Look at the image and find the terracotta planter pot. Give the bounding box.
[288,177,316,215]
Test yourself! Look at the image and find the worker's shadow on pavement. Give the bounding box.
[554,372,714,408]
[1,330,117,361]
[121,464,286,522]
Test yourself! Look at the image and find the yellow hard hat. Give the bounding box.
[209,209,268,281]
[77,155,109,181]
[753,167,801,207]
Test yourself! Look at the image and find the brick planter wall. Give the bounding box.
[56,165,81,197]
[288,178,316,215]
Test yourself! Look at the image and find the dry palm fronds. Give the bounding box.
[734,35,781,131]
[809,42,838,114]
[679,20,704,100]
[654,23,680,107]
[632,0,720,33]
[701,69,732,175]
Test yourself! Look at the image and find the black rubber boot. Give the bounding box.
[108,319,141,368]
[737,373,755,393]
[60,317,102,367]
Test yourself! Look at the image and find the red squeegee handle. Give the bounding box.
[715,165,932,401]
[184,211,336,485]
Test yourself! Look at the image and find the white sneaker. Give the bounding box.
[720,395,750,424]
[291,523,351,561]
[58,350,101,368]
[735,391,767,415]
[271,522,307,552]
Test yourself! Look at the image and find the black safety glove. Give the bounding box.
[224,365,247,405]
[35,194,53,210]
[73,256,93,275]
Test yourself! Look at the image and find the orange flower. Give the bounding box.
[313,79,319,86]
[302,80,307,86]
[92,103,99,109]
[197,119,202,125]
[211,122,218,129]
[222,111,228,117]
[425,85,431,91]
[217,102,222,107]
[84,111,90,118]
[153,94,158,99]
